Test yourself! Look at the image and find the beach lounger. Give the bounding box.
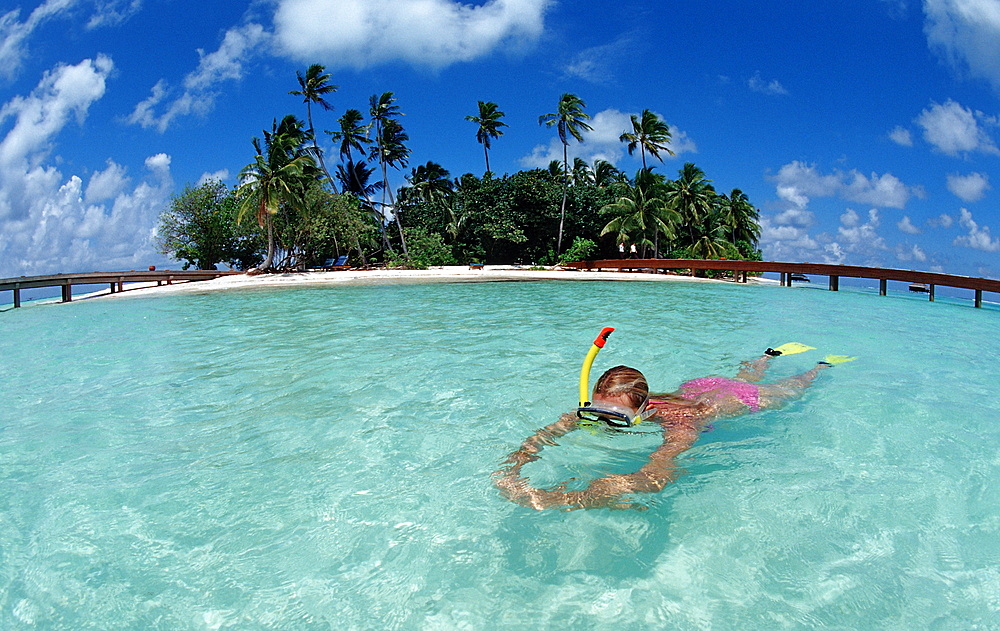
[317,255,350,270]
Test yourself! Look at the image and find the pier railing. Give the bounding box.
[564,259,1000,308]
[1,270,240,308]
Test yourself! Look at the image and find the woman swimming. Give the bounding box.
[494,350,834,511]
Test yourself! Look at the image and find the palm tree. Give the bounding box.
[329,109,370,161]
[619,109,674,170]
[539,93,592,254]
[407,161,453,205]
[367,92,403,252]
[663,162,716,252]
[593,160,625,188]
[686,210,731,263]
[572,157,594,186]
[465,101,508,174]
[289,64,337,191]
[718,188,761,253]
[370,110,411,255]
[236,115,316,272]
[337,159,382,199]
[599,168,678,258]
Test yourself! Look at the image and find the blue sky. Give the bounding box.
[2,0,1000,279]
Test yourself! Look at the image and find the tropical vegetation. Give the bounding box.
[156,65,763,273]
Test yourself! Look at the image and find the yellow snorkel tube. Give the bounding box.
[579,327,616,408]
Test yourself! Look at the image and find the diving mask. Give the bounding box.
[576,396,656,428]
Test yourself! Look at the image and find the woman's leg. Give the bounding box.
[756,363,828,409]
[736,355,771,382]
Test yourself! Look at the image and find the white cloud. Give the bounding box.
[771,161,915,210]
[520,108,695,170]
[915,99,1000,156]
[897,215,921,234]
[127,23,268,133]
[773,207,814,228]
[924,0,1000,92]
[928,212,954,228]
[894,243,927,262]
[85,0,143,29]
[562,33,634,83]
[0,0,78,80]
[0,1,143,79]
[889,125,914,146]
[0,56,113,218]
[837,208,887,251]
[0,58,170,277]
[84,158,129,203]
[197,169,230,186]
[747,72,788,95]
[273,0,549,69]
[759,214,819,261]
[953,207,1000,251]
[946,171,990,201]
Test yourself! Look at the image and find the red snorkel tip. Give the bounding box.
[593,327,615,348]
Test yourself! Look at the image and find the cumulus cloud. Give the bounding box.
[928,212,954,228]
[758,214,819,261]
[889,125,914,146]
[84,158,129,203]
[953,207,1000,251]
[0,58,171,277]
[946,171,990,201]
[127,23,268,132]
[771,161,915,210]
[915,99,1000,156]
[894,243,927,262]
[838,208,887,252]
[562,32,636,83]
[197,169,230,186]
[897,215,921,234]
[924,0,1000,92]
[0,55,113,218]
[273,0,549,69]
[747,72,789,95]
[520,108,695,170]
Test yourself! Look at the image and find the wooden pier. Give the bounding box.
[1,270,240,308]
[564,259,1000,308]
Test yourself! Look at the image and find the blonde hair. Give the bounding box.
[593,366,648,410]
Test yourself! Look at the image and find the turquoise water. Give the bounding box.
[2,280,998,629]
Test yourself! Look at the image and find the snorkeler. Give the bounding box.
[494,330,852,511]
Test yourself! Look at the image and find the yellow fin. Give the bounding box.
[822,354,856,365]
[770,342,815,356]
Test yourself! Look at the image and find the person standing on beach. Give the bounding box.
[494,352,833,510]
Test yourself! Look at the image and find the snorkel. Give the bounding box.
[579,327,615,408]
[576,327,654,428]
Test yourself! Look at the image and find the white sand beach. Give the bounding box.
[88,265,772,301]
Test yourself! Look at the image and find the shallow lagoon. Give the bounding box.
[2,280,998,629]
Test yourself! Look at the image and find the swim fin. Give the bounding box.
[821,354,856,365]
[764,342,816,357]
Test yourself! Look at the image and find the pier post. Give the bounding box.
[61,284,72,303]
[13,284,20,308]
[975,289,983,308]
[780,272,787,286]
[879,279,887,296]
[829,275,839,291]
[929,285,935,302]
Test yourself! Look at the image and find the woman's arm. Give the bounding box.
[494,419,701,511]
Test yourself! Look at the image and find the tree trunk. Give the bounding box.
[557,141,568,255]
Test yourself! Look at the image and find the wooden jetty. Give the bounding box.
[564,259,1000,308]
[1,269,239,308]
